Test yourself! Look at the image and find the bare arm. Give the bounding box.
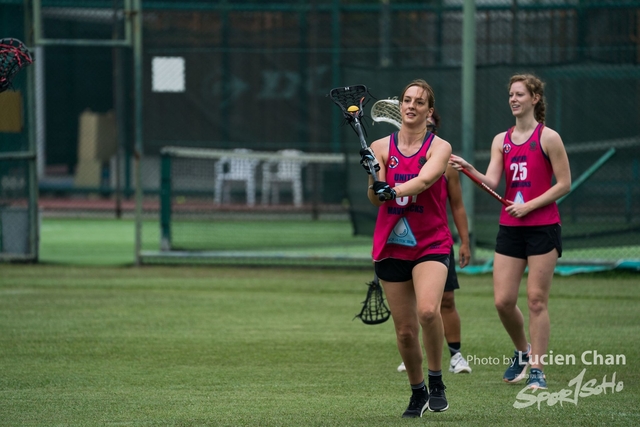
[391,138,452,198]
[446,166,470,268]
[449,132,505,190]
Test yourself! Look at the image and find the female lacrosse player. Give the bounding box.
[361,79,453,417]
[449,74,571,390]
[396,109,473,376]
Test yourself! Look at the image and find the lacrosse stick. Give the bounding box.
[371,98,402,129]
[371,97,511,206]
[459,168,511,206]
[329,85,389,198]
[354,274,391,325]
[0,38,33,93]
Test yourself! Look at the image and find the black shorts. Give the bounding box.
[444,247,459,292]
[375,253,450,283]
[495,224,562,260]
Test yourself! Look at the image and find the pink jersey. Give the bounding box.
[500,123,561,226]
[372,132,453,261]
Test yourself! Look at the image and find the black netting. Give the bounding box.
[354,276,391,325]
[10,1,638,262]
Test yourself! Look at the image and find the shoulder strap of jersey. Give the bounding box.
[425,130,435,144]
[537,122,545,139]
[388,131,399,156]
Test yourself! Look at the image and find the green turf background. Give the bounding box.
[38,218,640,268]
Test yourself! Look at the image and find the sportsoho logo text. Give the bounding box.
[513,368,623,410]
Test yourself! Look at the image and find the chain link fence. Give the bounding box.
[2,0,638,263]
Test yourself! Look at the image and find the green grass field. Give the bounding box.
[4,217,637,425]
[39,218,140,266]
[1,264,638,426]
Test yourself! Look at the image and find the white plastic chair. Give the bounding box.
[214,148,260,206]
[261,149,306,207]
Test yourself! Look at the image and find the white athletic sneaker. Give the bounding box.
[397,362,406,373]
[449,352,472,374]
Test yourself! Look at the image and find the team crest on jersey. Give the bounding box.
[418,156,427,168]
[388,156,400,169]
[386,217,417,247]
[503,143,512,154]
[529,141,537,151]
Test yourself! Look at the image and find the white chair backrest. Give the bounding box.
[275,149,305,178]
[225,148,259,179]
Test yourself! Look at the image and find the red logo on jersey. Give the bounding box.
[388,156,399,169]
[503,143,512,154]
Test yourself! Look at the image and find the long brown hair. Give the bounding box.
[509,74,546,123]
[429,108,441,134]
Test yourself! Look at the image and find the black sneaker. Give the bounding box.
[427,382,449,412]
[402,390,428,418]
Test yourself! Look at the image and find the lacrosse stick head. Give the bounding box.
[354,278,391,325]
[328,84,371,124]
[371,98,402,129]
[0,38,33,93]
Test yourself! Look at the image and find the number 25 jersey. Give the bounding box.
[500,123,561,226]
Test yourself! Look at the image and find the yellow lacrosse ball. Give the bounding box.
[347,105,359,112]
